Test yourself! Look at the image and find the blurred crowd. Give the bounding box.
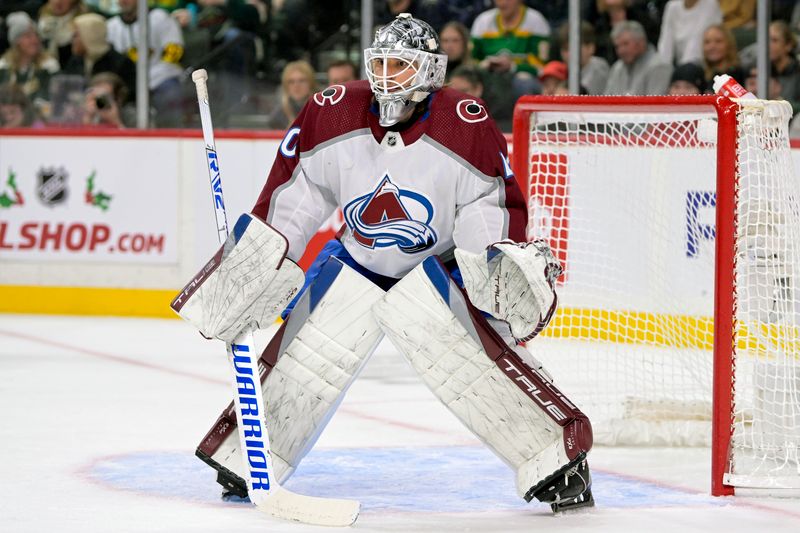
[0,1,799,132]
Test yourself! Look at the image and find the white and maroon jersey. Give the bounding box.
[253,80,527,279]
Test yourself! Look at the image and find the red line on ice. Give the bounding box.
[0,328,225,386]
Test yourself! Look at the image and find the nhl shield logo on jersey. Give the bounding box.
[344,174,437,253]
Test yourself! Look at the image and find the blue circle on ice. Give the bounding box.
[85,446,723,512]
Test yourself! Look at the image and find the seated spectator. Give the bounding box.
[767,20,800,115]
[82,71,134,127]
[449,64,483,98]
[326,59,358,85]
[449,64,511,131]
[605,20,672,95]
[448,0,490,29]
[743,68,782,102]
[38,0,90,68]
[539,60,568,96]
[557,20,609,95]
[658,0,723,66]
[0,12,60,106]
[267,59,316,130]
[375,0,455,33]
[701,23,746,89]
[64,13,137,103]
[47,73,86,124]
[589,0,660,65]
[0,82,40,127]
[107,0,185,127]
[439,21,472,80]
[720,0,755,30]
[668,62,707,95]
[471,0,550,98]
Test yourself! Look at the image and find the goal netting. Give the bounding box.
[512,95,800,493]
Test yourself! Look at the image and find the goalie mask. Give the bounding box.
[364,13,447,127]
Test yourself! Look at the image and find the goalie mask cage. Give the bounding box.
[511,95,800,496]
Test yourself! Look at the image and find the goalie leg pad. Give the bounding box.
[196,257,386,495]
[171,213,305,342]
[373,256,592,502]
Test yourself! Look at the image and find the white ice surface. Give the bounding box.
[1,314,800,532]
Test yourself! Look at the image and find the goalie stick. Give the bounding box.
[190,69,360,527]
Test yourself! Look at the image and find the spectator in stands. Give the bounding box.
[471,0,550,98]
[744,68,782,102]
[267,59,316,130]
[64,13,137,103]
[557,20,609,95]
[658,0,722,66]
[448,0,490,29]
[38,0,90,68]
[82,71,134,127]
[375,0,455,33]
[449,64,483,98]
[0,12,60,105]
[326,59,358,85]
[0,2,47,57]
[667,62,707,95]
[539,60,568,96]
[767,20,800,116]
[0,82,40,127]
[439,21,473,80]
[589,0,660,65]
[604,20,672,95]
[720,0,755,30]
[700,23,745,89]
[449,63,512,132]
[108,0,185,127]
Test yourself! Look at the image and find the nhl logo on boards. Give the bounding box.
[36,167,69,207]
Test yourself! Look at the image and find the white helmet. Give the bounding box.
[364,13,448,127]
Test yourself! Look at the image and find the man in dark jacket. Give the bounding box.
[63,12,136,103]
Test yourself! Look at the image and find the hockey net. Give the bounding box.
[512,95,800,494]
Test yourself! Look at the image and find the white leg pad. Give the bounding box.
[198,257,385,487]
[373,257,591,499]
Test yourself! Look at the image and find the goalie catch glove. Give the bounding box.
[455,240,562,342]
[171,213,305,342]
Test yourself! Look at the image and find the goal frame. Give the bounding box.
[511,95,740,497]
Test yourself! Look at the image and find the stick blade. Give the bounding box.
[255,487,360,527]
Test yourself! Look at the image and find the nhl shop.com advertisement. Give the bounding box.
[0,137,177,264]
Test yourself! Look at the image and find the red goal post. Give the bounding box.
[511,95,800,496]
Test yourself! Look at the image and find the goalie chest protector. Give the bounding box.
[254,80,527,279]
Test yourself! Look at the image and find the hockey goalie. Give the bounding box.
[173,13,594,513]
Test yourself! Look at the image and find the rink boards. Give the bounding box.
[1,130,799,329]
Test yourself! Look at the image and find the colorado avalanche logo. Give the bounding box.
[313,85,346,106]
[344,175,437,254]
[456,99,488,123]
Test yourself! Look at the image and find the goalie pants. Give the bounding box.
[281,238,466,318]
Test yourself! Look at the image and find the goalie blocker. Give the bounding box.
[373,256,594,511]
